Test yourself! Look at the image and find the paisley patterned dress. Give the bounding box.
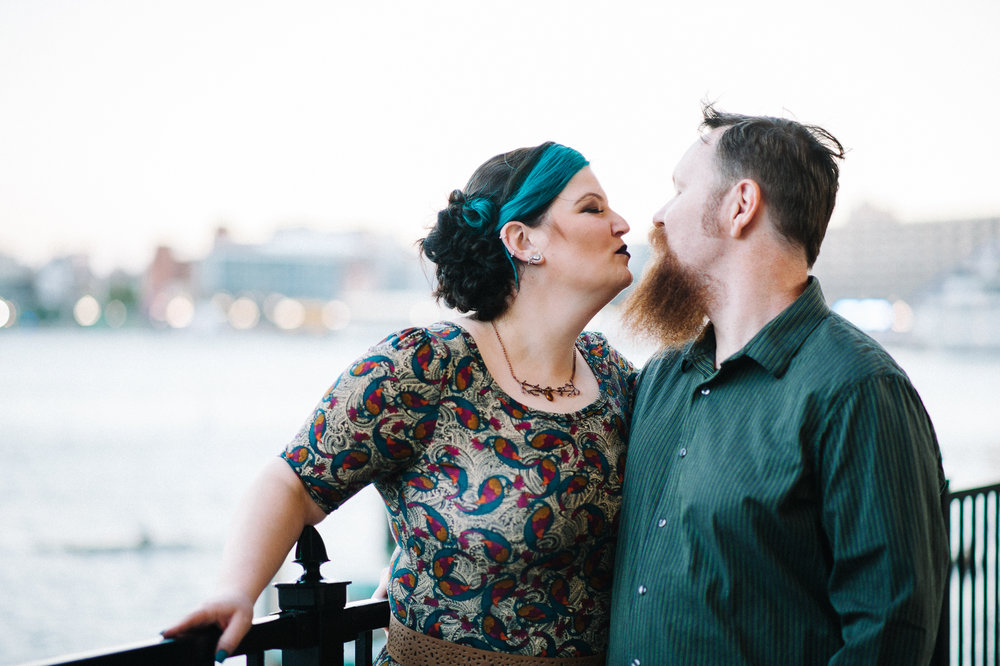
[281,323,635,662]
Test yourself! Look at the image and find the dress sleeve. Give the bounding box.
[280,327,450,513]
[818,373,949,665]
[580,331,638,419]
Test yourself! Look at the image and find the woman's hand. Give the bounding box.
[159,459,327,662]
[161,591,255,662]
[371,564,391,637]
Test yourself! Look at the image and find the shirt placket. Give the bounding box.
[625,363,717,666]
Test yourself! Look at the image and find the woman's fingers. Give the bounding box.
[161,607,216,638]
[372,565,390,601]
[214,606,253,662]
[161,597,253,661]
[372,566,391,637]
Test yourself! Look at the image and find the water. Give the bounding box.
[0,327,393,665]
[1,324,998,665]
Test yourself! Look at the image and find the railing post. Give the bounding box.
[274,525,349,666]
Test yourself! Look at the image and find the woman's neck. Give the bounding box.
[459,288,602,412]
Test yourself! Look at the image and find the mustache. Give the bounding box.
[648,227,667,252]
[647,227,675,261]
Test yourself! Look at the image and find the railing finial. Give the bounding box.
[293,525,328,584]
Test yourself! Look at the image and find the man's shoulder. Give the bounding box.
[635,347,689,395]
[641,346,687,374]
[797,310,909,385]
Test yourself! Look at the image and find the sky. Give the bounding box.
[1,0,998,275]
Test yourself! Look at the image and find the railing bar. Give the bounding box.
[993,491,999,666]
[989,492,994,666]
[245,651,265,666]
[355,629,375,666]
[961,497,967,665]
[951,483,1000,503]
[986,491,993,666]
[981,493,988,666]
[969,497,978,664]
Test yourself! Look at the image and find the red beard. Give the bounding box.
[622,228,712,349]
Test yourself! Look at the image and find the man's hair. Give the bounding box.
[701,103,846,266]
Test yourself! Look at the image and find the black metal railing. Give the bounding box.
[25,525,390,666]
[24,481,1000,666]
[945,481,1000,665]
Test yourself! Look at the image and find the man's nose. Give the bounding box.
[652,203,668,227]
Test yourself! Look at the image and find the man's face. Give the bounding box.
[621,133,726,348]
[651,128,729,272]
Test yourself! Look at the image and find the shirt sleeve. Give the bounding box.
[817,373,949,665]
[280,327,449,513]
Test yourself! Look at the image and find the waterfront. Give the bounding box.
[1,324,998,665]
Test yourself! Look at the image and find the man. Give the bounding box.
[608,105,949,665]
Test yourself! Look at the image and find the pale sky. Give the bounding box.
[1,0,998,274]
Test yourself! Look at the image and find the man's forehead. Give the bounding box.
[696,126,725,145]
[674,130,719,178]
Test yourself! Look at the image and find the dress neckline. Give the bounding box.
[441,321,609,420]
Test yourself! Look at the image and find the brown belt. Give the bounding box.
[386,614,605,666]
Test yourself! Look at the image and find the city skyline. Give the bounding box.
[2,0,999,275]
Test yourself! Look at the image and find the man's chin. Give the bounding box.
[621,249,710,349]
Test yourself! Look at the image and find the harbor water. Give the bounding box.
[1,323,998,665]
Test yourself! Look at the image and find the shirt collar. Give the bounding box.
[681,276,830,378]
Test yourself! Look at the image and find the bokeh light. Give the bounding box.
[892,300,915,333]
[104,300,127,328]
[271,297,306,331]
[832,298,894,333]
[73,295,101,327]
[0,299,13,328]
[227,297,260,330]
[322,300,351,331]
[165,295,195,329]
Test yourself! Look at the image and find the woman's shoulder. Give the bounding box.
[362,322,472,376]
[379,322,467,350]
[578,330,636,374]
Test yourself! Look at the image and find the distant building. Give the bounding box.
[200,228,359,301]
[813,205,1000,304]
[142,245,193,325]
[910,238,1000,349]
[34,254,95,322]
[0,254,35,326]
[197,227,423,302]
[191,227,431,331]
[811,206,1000,347]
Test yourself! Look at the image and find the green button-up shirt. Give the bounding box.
[607,277,948,665]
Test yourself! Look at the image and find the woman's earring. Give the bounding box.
[528,253,542,265]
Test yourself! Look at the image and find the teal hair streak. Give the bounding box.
[461,196,498,231]
[492,144,589,287]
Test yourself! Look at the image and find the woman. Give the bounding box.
[164,142,636,664]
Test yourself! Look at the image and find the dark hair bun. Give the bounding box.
[419,143,553,321]
[421,191,513,321]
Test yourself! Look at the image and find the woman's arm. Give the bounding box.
[162,457,327,661]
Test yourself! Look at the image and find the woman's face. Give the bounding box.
[532,166,632,301]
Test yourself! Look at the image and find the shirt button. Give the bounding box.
[700,387,711,396]
[631,660,641,666]
[657,518,667,528]
[637,584,647,596]
[678,447,687,458]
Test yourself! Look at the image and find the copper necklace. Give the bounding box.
[491,321,580,401]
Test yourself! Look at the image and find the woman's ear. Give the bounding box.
[499,221,545,264]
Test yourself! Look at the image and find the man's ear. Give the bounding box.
[725,179,762,238]
[499,221,545,263]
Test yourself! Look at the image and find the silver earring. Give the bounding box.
[529,253,542,265]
